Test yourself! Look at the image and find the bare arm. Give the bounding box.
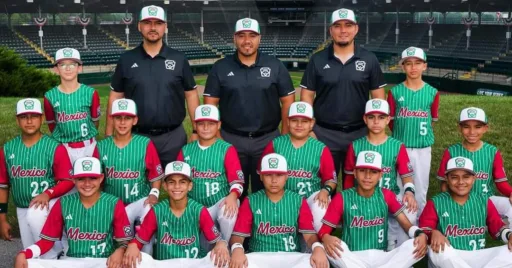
[105,91,125,136]
[300,88,315,105]
[185,89,200,124]
[0,188,10,241]
[370,88,385,99]
[280,94,295,134]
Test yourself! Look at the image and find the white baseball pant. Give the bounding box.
[63,139,96,165]
[327,239,423,268]
[406,147,431,217]
[125,197,153,254]
[112,252,226,268]
[388,190,418,250]
[200,197,238,251]
[490,196,512,228]
[307,190,329,233]
[428,244,512,268]
[244,252,312,268]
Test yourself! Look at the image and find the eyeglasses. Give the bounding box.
[57,63,79,69]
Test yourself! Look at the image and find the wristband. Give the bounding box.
[27,245,41,258]
[501,229,511,243]
[0,203,7,214]
[404,182,415,195]
[231,243,244,252]
[322,185,333,194]
[149,188,160,198]
[230,184,244,197]
[408,226,420,239]
[312,242,325,251]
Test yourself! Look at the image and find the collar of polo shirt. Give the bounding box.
[139,41,169,58]
[234,49,262,67]
[327,42,362,60]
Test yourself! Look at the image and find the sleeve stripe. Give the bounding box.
[299,84,308,89]
[321,219,337,228]
[378,84,387,88]
[432,118,439,122]
[299,229,316,234]
[115,237,132,242]
[46,120,55,124]
[437,176,446,181]
[393,205,406,217]
[149,174,165,182]
[231,232,250,237]
[324,179,337,185]
[495,178,508,183]
[40,234,59,242]
[400,172,414,179]
[91,117,101,122]
[343,170,353,175]
[0,184,8,188]
[110,85,115,90]
[202,93,211,96]
[287,90,296,95]
[208,236,221,244]
[229,181,244,186]
[135,235,149,245]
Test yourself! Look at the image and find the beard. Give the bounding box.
[144,32,163,43]
[334,39,353,47]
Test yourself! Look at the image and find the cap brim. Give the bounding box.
[110,112,137,117]
[194,118,219,122]
[331,19,357,25]
[73,173,102,179]
[399,56,426,65]
[234,30,260,35]
[259,170,288,175]
[445,168,476,175]
[55,58,83,65]
[354,165,382,171]
[288,115,313,119]
[164,173,191,179]
[140,17,166,22]
[459,119,487,125]
[364,111,389,116]
[16,111,43,116]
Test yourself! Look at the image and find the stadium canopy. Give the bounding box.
[1,0,511,14]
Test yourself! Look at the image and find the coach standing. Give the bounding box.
[107,5,200,166]
[204,18,295,198]
[300,8,386,180]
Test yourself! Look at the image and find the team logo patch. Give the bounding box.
[173,162,183,171]
[407,162,413,172]
[467,108,477,119]
[123,226,132,237]
[455,158,465,168]
[23,100,35,110]
[201,106,211,116]
[296,103,306,113]
[156,164,163,175]
[148,6,158,16]
[268,158,279,169]
[242,18,252,28]
[97,106,101,116]
[165,60,176,70]
[364,153,375,164]
[371,100,381,109]
[212,226,220,236]
[62,48,73,58]
[236,170,244,181]
[355,60,366,71]
[118,100,128,110]
[406,47,416,56]
[338,9,348,19]
[81,160,93,171]
[333,171,337,179]
[260,67,271,78]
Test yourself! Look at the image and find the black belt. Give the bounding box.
[316,121,366,133]
[133,125,179,136]
[222,127,276,138]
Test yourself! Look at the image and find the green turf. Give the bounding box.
[2,75,512,267]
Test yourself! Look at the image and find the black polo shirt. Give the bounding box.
[110,43,196,129]
[300,44,386,127]
[204,52,295,133]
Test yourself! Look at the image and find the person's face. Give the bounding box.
[459,120,488,144]
[260,173,287,194]
[194,120,220,141]
[329,20,358,47]
[445,170,475,197]
[288,117,314,139]
[16,114,42,135]
[234,31,260,57]
[354,168,381,191]
[402,58,427,79]
[164,175,192,201]
[363,113,389,134]
[75,176,103,197]
[54,60,82,81]
[113,115,137,136]
[138,19,166,43]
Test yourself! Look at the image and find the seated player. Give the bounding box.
[0,98,74,259]
[122,161,229,268]
[230,153,329,268]
[437,107,512,228]
[319,151,427,268]
[14,157,132,268]
[261,102,336,232]
[94,99,163,252]
[177,104,243,246]
[421,156,512,267]
[344,99,417,249]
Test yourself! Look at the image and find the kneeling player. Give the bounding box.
[261,102,336,232]
[14,157,131,268]
[177,104,243,245]
[123,161,229,268]
[319,151,427,268]
[420,157,512,268]
[230,153,328,268]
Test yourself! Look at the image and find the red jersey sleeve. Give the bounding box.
[486,199,507,239]
[298,199,315,234]
[418,200,439,241]
[232,198,253,237]
[199,207,222,243]
[396,144,414,178]
[90,90,101,121]
[176,149,184,161]
[145,141,164,182]
[343,144,356,190]
[257,141,275,172]
[318,193,343,239]
[52,145,72,180]
[437,149,451,181]
[319,147,337,185]
[43,97,56,132]
[493,150,508,182]
[92,146,100,159]
[387,91,396,131]
[431,92,440,121]
[225,146,244,186]
[133,208,158,248]
[0,150,9,188]
[40,199,64,241]
[383,189,405,217]
[113,200,132,243]
[23,239,55,259]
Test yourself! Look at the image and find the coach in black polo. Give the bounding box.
[300,8,386,182]
[204,18,295,198]
[107,5,200,166]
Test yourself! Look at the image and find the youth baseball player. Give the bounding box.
[260,101,336,232]
[344,99,417,249]
[437,107,512,228]
[14,157,132,268]
[44,48,100,163]
[387,47,440,216]
[420,157,512,267]
[0,98,74,259]
[230,153,329,268]
[176,104,244,246]
[319,151,427,268]
[122,161,230,268]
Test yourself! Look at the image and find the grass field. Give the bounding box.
[2,73,512,267]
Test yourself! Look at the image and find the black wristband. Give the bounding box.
[0,203,7,214]
[414,229,425,238]
[322,185,333,194]
[404,187,415,195]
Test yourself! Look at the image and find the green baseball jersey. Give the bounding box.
[437,142,506,197]
[44,84,100,143]
[232,190,316,253]
[179,139,244,207]
[96,135,164,204]
[0,135,70,208]
[388,83,439,148]
[40,192,132,258]
[321,188,405,251]
[266,135,336,197]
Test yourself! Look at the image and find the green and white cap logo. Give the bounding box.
[260,153,287,174]
[118,100,128,110]
[16,98,42,116]
[355,150,382,171]
[165,161,191,179]
[288,101,313,119]
[73,157,102,178]
[111,98,137,117]
[364,99,389,116]
[24,100,34,110]
[235,18,260,34]
[364,152,375,163]
[140,5,166,22]
[63,48,73,57]
[459,107,487,124]
[195,104,220,122]
[331,8,357,25]
[400,46,427,65]
[55,47,82,65]
[201,106,211,116]
[445,156,475,175]
[82,160,93,171]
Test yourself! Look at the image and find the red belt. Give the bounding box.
[66,138,95,148]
